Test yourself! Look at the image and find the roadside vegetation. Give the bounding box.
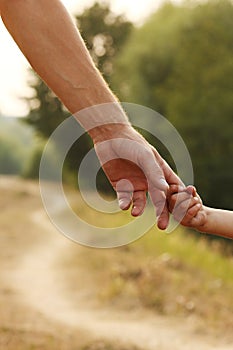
[62,210,233,336]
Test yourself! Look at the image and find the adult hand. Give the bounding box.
[93,124,184,230]
[0,0,184,230]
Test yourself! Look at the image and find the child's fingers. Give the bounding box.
[169,191,193,212]
[172,196,199,222]
[168,184,186,196]
[168,185,204,229]
[169,184,197,198]
[170,184,196,196]
[184,203,201,219]
[185,185,197,196]
[188,210,206,227]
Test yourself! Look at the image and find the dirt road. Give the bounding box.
[0,177,232,350]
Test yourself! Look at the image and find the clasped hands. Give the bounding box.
[92,124,206,230]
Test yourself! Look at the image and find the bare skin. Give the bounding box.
[169,185,233,239]
[0,0,184,229]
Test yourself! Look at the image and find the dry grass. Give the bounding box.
[62,228,233,338]
[81,341,140,350]
[0,177,142,350]
[0,177,232,349]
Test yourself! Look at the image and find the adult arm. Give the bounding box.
[0,0,183,228]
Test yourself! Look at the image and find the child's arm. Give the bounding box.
[169,185,233,240]
[198,207,233,239]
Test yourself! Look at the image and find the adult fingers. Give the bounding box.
[131,191,147,217]
[116,179,133,210]
[157,204,170,230]
[117,191,132,210]
[151,147,185,188]
[117,190,147,217]
[137,149,169,192]
[137,147,171,228]
[149,188,169,229]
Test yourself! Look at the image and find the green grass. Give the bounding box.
[70,191,233,284]
[1,179,232,348]
[133,226,233,284]
[63,202,233,334]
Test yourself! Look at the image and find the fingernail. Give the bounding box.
[158,220,168,230]
[159,179,169,190]
[132,206,143,217]
[119,199,129,210]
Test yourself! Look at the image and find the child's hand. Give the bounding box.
[168,185,207,229]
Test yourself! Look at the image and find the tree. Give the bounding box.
[0,134,22,174]
[23,2,133,190]
[24,75,69,138]
[0,118,34,175]
[113,0,233,210]
[76,1,133,83]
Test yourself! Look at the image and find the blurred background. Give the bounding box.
[0,1,232,349]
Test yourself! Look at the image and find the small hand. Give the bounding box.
[168,185,207,228]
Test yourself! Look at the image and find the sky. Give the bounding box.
[0,0,182,117]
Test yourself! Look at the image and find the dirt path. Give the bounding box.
[1,177,232,350]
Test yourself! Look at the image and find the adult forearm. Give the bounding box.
[0,0,174,226]
[0,0,129,135]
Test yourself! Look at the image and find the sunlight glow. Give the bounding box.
[0,0,182,117]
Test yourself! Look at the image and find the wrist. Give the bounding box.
[74,102,131,143]
[88,122,133,144]
[195,206,210,233]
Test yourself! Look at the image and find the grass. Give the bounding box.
[0,177,232,349]
[133,227,233,283]
[0,327,138,350]
[81,341,140,350]
[0,179,143,350]
[62,200,233,336]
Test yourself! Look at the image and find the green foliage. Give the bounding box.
[22,139,64,180]
[24,75,69,138]
[0,134,22,174]
[76,1,133,83]
[22,141,44,179]
[0,117,34,175]
[113,0,233,209]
